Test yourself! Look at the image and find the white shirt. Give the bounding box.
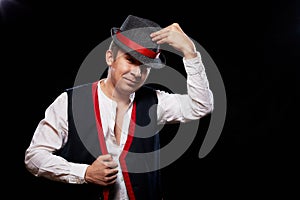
[24,51,213,200]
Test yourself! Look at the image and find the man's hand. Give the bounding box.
[150,23,197,59]
[84,154,118,186]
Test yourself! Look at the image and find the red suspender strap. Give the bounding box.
[119,102,136,200]
[92,81,109,200]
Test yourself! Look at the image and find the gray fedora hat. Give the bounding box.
[111,15,165,68]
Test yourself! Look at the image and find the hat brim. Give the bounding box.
[111,27,166,69]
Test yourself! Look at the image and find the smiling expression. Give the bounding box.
[106,48,151,96]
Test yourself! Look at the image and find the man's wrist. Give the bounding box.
[183,51,197,60]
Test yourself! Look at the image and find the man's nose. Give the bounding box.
[130,66,142,77]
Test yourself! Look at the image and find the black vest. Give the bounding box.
[55,82,162,200]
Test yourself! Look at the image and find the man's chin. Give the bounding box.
[117,85,138,95]
[116,81,143,95]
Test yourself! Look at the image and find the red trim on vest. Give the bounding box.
[119,102,136,200]
[116,30,160,59]
[92,81,108,154]
[92,81,109,200]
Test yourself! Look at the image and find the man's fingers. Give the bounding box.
[104,160,118,169]
[96,154,118,169]
[97,154,113,162]
[105,174,118,182]
[150,28,169,37]
[150,23,182,38]
[106,168,119,177]
[102,174,118,185]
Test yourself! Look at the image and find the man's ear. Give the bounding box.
[106,50,114,66]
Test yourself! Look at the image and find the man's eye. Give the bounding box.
[127,58,134,63]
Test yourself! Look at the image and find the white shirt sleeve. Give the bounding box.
[157,51,214,124]
[24,92,89,184]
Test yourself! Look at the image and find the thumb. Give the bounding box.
[96,154,113,162]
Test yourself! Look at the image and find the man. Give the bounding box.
[24,15,214,200]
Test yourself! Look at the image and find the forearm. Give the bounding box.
[24,92,88,184]
[25,146,88,184]
[184,51,214,117]
[157,52,213,123]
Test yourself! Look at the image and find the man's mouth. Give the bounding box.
[124,78,139,84]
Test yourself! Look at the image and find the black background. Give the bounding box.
[2,0,298,199]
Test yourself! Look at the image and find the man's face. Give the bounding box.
[109,49,151,95]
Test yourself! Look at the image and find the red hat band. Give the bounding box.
[116,30,160,59]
